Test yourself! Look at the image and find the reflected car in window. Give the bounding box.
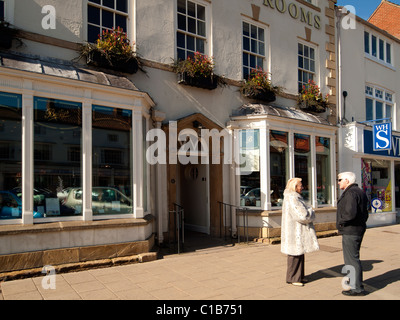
[64,187,133,215]
[0,191,43,219]
[241,188,261,207]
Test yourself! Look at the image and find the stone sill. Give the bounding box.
[0,215,154,236]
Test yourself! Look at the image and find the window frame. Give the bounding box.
[298,41,317,93]
[365,85,394,126]
[364,30,394,67]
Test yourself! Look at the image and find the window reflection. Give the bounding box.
[270,130,289,207]
[92,105,133,215]
[240,129,261,207]
[33,97,82,218]
[294,133,311,203]
[316,137,331,204]
[0,92,23,220]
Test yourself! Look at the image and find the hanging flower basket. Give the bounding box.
[241,67,282,103]
[297,80,329,113]
[173,52,221,90]
[178,72,218,90]
[80,27,139,74]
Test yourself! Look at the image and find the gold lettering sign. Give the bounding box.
[263,0,321,30]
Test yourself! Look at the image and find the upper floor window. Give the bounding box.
[298,42,316,92]
[366,85,394,124]
[88,0,129,43]
[177,0,206,60]
[242,21,265,79]
[364,31,392,65]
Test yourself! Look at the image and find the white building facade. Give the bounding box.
[0,0,339,273]
[338,13,400,227]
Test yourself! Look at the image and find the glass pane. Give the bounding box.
[259,42,265,56]
[294,134,311,203]
[243,36,250,51]
[116,0,128,13]
[298,43,303,55]
[386,104,392,120]
[240,130,261,207]
[316,137,331,205]
[187,35,195,51]
[197,5,205,20]
[258,28,264,41]
[188,17,196,34]
[33,97,82,218]
[251,39,257,54]
[270,130,289,207]
[88,25,100,43]
[251,25,257,39]
[372,35,377,57]
[177,31,185,49]
[196,38,205,54]
[243,22,249,37]
[386,43,391,64]
[115,14,126,31]
[379,39,384,60]
[88,5,100,25]
[198,21,205,37]
[103,0,114,9]
[366,98,373,121]
[92,106,133,215]
[0,92,22,220]
[178,13,186,31]
[102,9,114,29]
[376,101,383,120]
[177,0,186,14]
[362,159,392,212]
[364,31,370,54]
[187,1,196,17]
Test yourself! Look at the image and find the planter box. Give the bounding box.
[178,72,218,90]
[298,100,327,113]
[243,88,276,103]
[86,50,139,74]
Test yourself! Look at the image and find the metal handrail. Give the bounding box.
[217,201,249,244]
[168,203,184,254]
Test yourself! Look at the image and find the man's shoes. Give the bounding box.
[287,282,304,287]
[342,289,367,296]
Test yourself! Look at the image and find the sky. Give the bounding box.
[336,0,400,20]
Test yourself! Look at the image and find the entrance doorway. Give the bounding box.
[179,163,210,234]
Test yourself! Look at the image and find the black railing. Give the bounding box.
[168,203,184,254]
[217,201,249,244]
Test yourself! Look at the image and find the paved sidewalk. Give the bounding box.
[1,224,399,301]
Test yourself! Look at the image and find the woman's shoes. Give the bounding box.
[286,281,304,287]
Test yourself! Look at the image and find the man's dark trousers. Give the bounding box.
[342,233,365,292]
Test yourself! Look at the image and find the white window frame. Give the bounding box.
[298,40,318,93]
[364,30,394,68]
[365,84,395,127]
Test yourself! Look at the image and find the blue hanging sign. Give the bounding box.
[373,122,392,151]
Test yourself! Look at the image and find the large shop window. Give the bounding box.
[294,133,311,203]
[92,105,133,216]
[33,97,82,218]
[0,92,22,220]
[316,136,331,205]
[362,159,392,213]
[270,130,289,207]
[240,129,260,207]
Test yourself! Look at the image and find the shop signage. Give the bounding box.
[373,123,392,151]
[364,128,400,157]
[263,0,321,30]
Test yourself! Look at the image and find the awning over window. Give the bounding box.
[234,103,332,126]
[0,52,139,91]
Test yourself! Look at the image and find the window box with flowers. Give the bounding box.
[80,27,139,74]
[0,21,20,49]
[173,52,220,90]
[298,80,329,113]
[241,68,282,103]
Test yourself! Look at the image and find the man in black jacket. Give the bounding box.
[337,172,369,296]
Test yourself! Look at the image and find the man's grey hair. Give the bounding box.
[338,172,356,184]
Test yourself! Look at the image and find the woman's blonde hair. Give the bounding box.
[285,178,302,192]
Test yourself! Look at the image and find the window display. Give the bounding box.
[33,97,82,218]
[294,133,311,203]
[92,105,133,215]
[316,136,331,205]
[362,159,392,213]
[0,92,23,220]
[270,130,289,207]
[240,129,260,207]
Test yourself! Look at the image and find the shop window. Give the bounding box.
[242,21,265,79]
[92,105,133,216]
[177,0,206,60]
[0,92,22,220]
[294,133,311,203]
[33,97,82,218]
[362,159,392,213]
[298,42,316,92]
[316,136,331,205]
[239,129,260,207]
[269,130,289,207]
[88,0,129,43]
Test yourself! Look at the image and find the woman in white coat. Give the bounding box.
[281,178,319,286]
